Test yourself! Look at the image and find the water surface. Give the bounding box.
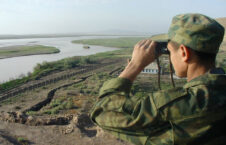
[0,36,121,83]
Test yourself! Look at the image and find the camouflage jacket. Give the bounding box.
[90,71,226,145]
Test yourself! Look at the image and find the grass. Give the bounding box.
[0,56,97,92]
[0,45,60,59]
[89,47,133,59]
[72,37,150,59]
[72,37,148,48]
[0,94,23,105]
[0,77,30,93]
[26,96,76,115]
[43,96,75,115]
[26,111,38,116]
[17,137,29,145]
[70,72,113,97]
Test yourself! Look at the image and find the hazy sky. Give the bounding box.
[0,0,226,35]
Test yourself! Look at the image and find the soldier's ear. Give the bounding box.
[179,44,190,62]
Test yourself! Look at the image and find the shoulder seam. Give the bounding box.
[153,87,188,109]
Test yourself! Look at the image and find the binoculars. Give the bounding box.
[155,42,169,55]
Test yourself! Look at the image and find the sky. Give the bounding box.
[0,0,226,35]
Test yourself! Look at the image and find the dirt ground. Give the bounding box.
[0,115,133,145]
[0,118,131,145]
[0,58,134,145]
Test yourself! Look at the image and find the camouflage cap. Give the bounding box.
[168,13,225,54]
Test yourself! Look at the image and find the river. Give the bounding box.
[0,36,122,83]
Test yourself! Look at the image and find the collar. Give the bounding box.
[183,68,226,89]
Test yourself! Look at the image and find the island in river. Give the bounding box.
[0,45,60,59]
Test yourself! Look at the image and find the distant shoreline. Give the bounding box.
[0,34,150,40]
[0,51,60,60]
[0,45,60,59]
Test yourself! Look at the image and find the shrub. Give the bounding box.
[17,137,29,145]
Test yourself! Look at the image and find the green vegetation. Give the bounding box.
[0,56,96,92]
[27,96,76,115]
[72,37,150,59]
[17,137,29,145]
[81,72,113,96]
[26,111,38,116]
[43,96,75,115]
[26,73,114,116]
[90,48,132,58]
[72,37,148,48]
[150,34,168,41]
[0,94,23,105]
[32,56,96,79]
[70,72,113,97]
[0,45,60,59]
[0,77,29,93]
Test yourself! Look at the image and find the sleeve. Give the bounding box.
[90,77,164,137]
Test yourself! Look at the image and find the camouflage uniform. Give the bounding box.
[90,14,226,145]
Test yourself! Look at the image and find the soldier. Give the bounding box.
[90,13,226,145]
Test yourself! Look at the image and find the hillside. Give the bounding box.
[216,17,226,28]
[0,37,186,145]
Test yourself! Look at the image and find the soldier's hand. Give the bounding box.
[119,39,157,82]
[130,39,157,70]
